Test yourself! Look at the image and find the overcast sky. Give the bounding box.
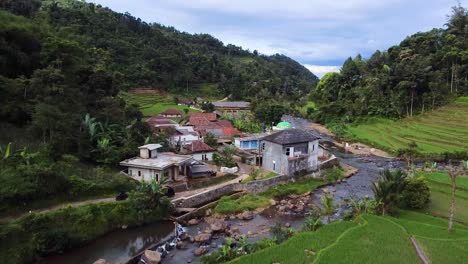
[89,0,465,77]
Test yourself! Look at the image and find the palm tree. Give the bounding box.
[372,169,407,215]
[320,193,336,223]
[447,163,467,232]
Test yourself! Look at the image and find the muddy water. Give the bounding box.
[37,221,174,264]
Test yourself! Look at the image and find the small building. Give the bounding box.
[147,115,179,132]
[272,121,293,131]
[182,140,215,161]
[188,162,216,178]
[169,126,200,147]
[159,108,183,118]
[212,101,250,114]
[234,133,269,150]
[261,129,320,176]
[120,144,192,182]
[178,99,192,106]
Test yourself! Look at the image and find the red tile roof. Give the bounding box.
[216,120,233,128]
[183,140,215,153]
[160,108,183,115]
[223,127,241,137]
[189,112,217,125]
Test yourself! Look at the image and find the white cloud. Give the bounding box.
[303,65,340,78]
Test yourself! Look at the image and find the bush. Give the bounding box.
[0,200,170,264]
[324,166,345,183]
[402,176,430,209]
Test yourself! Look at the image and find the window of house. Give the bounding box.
[156,173,159,182]
[138,170,141,177]
[312,144,315,152]
[262,143,265,150]
[129,169,132,176]
[285,147,291,156]
[273,161,276,171]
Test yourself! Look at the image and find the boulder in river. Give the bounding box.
[210,220,228,233]
[142,250,161,264]
[193,246,208,256]
[236,211,254,220]
[193,233,212,243]
[187,218,200,225]
[177,241,189,250]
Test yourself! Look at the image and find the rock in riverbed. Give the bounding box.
[187,218,200,225]
[236,211,254,220]
[142,250,161,264]
[193,233,212,243]
[193,246,208,256]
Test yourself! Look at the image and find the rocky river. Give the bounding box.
[39,116,408,264]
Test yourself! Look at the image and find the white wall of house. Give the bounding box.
[191,152,214,161]
[170,134,199,146]
[128,167,164,182]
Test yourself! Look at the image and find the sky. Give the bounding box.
[89,0,466,78]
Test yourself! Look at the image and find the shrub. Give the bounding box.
[402,176,430,209]
[270,221,294,244]
[324,166,344,183]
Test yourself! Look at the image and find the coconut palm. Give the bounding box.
[372,169,407,215]
[320,193,336,223]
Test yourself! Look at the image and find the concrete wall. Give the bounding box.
[262,141,286,174]
[128,167,163,182]
[171,170,325,208]
[192,152,214,161]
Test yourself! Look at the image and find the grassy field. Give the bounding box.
[231,212,468,264]
[348,97,468,154]
[417,171,468,225]
[120,91,200,117]
[214,178,323,214]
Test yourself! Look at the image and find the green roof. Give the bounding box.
[277,121,292,129]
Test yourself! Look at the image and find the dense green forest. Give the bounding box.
[0,0,317,211]
[312,4,467,123]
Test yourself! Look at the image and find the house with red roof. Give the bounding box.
[188,112,241,139]
[147,115,179,132]
[181,140,215,161]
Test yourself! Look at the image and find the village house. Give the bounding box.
[120,144,192,182]
[147,115,179,132]
[159,108,183,118]
[181,140,215,161]
[177,99,192,106]
[234,133,269,151]
[188,112,240,139]
[261,129,320,176]
[169,126,200,147]
[212,101,251,114]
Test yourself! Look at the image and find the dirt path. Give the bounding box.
[410,237,430,264]
[0,197,116,223]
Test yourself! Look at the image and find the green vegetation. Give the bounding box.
[214,194,272,214]
[230,220,359,264]
[346,97,468,155]
[214,177,323,214]
[417,170,468,225]
[0,200,170,264]
[120,92,199,117]
[0,179,170,264]
[222,112,262,133]
[0,150,137,216]
[232,212,468,264]
[313,5,467,124]
[323,166,345,183]
[242,168,278,183]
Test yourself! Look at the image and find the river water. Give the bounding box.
[38,221,174,264]
[39,116,407,264]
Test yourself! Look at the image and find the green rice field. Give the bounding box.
[120,92,200,117]
[230,212,468,264]
[348,97,468,154]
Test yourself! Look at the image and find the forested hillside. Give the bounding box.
[0,0,318,154]
[312,5,467,123]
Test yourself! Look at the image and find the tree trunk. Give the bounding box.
[422,97,425,113]
[450,62,454,93]
[448,174,456,232]
[410,90,414,117]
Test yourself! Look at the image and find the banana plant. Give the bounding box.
[0,142,12,159]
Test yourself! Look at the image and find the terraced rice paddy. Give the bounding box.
[417,171,468,225]
[230,213,468,264]
[120,91,200,117]
[348,97,468,154]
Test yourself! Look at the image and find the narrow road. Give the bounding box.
[0,197,116,223]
